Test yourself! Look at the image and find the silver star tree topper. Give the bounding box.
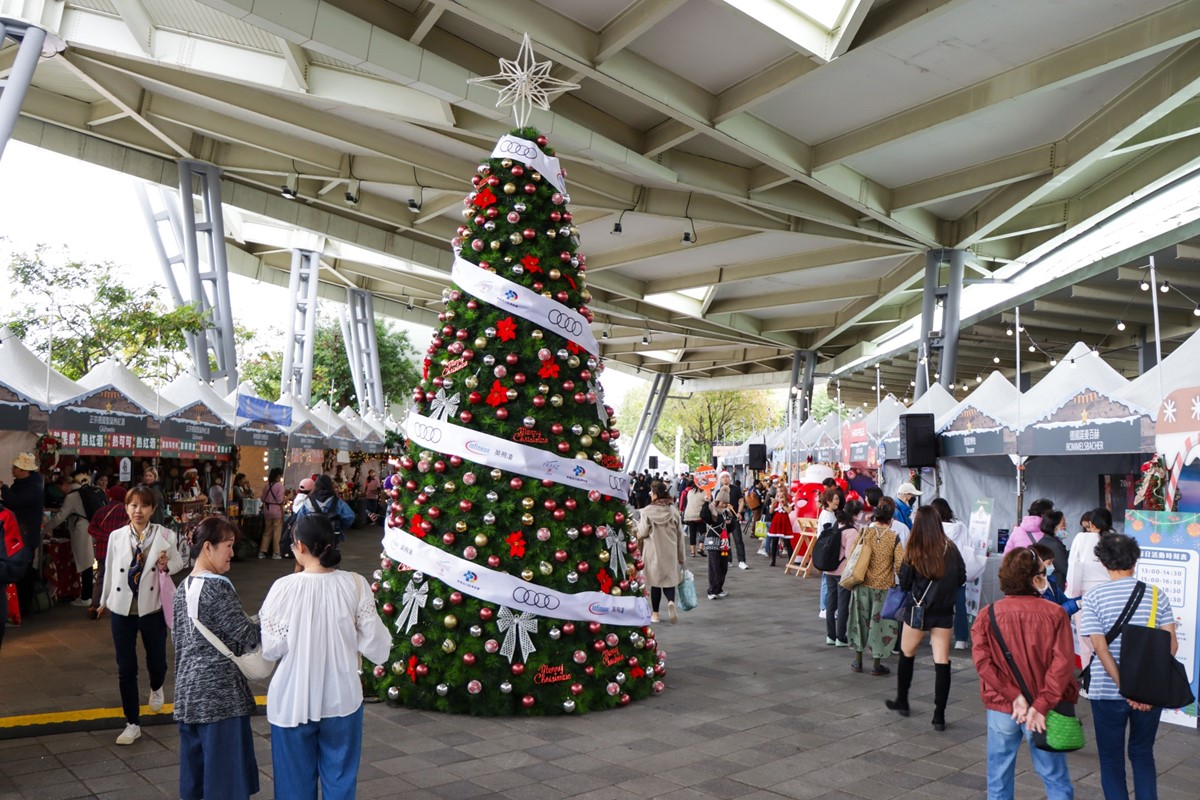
[468,33,579,127]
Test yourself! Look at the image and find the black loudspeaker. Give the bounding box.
[898,413,937,467]
[748,443,767,471]
[648,455,658,470]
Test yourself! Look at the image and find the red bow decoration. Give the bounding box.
[496,316,517,342]
[474,187,497,208]
[630,666,645,679]
[597,570,613,593]
[538,362,560,379]
[521,254,542,274]
[407,655,419,683]
[566,341,582,355]
[506,531,526,558]
[422,358,431,380]
[486,380,509,407]
[409,514,426,539]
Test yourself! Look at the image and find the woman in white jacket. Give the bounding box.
[259,513,390,800]
[99,484,187,745]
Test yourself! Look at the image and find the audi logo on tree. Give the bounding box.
[511,587,561,610]
[409,420,443,444]
[547,308,584,336]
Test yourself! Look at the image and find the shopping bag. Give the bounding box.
[677,569,698,611]
[881,586,907,621]
[839,535,873,589]
[753,520,768,539]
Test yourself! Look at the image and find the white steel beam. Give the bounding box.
[596,0,687,64]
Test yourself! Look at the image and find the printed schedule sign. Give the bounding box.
[1125,510,1200,728]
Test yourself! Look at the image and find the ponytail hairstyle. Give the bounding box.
[293,512,342,568]
[835,499,863,528]
[188,516,239,561]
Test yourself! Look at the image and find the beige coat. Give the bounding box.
[637,501,686,589]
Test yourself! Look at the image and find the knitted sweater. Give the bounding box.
[858,524,904,590]
[172,575,261,724]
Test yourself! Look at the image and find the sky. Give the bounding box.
[0,141,647,412]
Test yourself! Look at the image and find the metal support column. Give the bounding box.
[281,249,321,404]
[939,248,965,391]
[914,251,940,400]
[136,184,202,371]
[0,18,61,164]
[785,349,803,431]
[345,288,385,414]
[176,160,238,392]
[1137,325,1158,374]
[627,373,673,473]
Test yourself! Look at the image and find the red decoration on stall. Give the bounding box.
[520,254,542,274]
[486,380,510,407]
[506,531,526,558]
[538,362,560,379]
[496,317,517,342]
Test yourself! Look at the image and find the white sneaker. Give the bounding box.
[738,562,748,570]
[667,601,678,624]
[707,593,717,600]
[116,724,141,745]
[756,548,767,557]
[818,609,827,619]
[149,688,164,712]
[257,552,266,559]
[717,591,728,598]
[953,640,969,650]
[70,598,90,607]
[271,554,282,560]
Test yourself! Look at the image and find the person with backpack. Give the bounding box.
[0,497,30,652]
[46,471,107,608]
[636,480,685,624]
[293,475,356,544]
[815,499,861,647]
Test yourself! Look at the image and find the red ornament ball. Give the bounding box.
[511,663,526,676]
[562,622,575,636]
[479,607,495,622]
[509,477,524,490]
[415,663,429,677]
[588,621,601,635]
[487,555,501,568]
[462,653,476,666]
[442,533,455,546]
[521,694,536,709]
[570,682,584,696]
[449,592,464,605]
[382,602,395,616]
[495,407,509,420]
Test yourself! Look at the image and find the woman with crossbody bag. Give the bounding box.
[885,507,966,731]
[845,497,904,677]
[172,517,262,800]
[98,484,187,746]
[972,548,1077,800]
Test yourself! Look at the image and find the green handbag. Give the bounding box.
[987,604,1084,753]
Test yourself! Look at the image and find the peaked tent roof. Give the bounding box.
[0,327,82,407]
[161,374,237,426]
[881,384,957,441]
[998,342,1138,426]
[1119,328,1200,415]
[860,394,907,441]
[75,360,173,418]
[937,372,1021,433]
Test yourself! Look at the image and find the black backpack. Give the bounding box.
[74,485,108,521]
[810,522,845,573]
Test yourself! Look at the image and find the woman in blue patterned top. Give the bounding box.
[1078,534,1177,800]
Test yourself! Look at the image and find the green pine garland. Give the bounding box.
[362,128,663,715]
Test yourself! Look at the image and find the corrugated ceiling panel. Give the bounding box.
[145,0,281,53]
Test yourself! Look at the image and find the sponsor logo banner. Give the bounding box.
[490,135,568,196]
[383,525,649,626]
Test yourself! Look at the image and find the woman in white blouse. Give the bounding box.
[259,513,390,800]
[99,484,187,746]
[1066,508,1115,660]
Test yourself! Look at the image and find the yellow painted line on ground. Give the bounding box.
[0,696,268,730]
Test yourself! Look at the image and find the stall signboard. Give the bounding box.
[235,419,287,449]
[358,427,385,452]
[813,434,838,464]
[964,498,994,617]
[48,387,158,456]
[0,383,35,431]
[939,407,1015,457]
[287,419,326,450]
[236,394,293,427]
[160,401,235,460]
[1124,510,1200,728]
[841,420,870,466]
[325,423,359,452]
[1019,389,1153,456]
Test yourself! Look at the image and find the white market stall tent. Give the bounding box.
[54,359,169,458]
[0,327,82,468]
[844,393,905,468]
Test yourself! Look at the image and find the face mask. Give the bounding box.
[1045,564,1055,577]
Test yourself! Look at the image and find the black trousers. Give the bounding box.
[686,521,705,549]
[707,550,729,595]
[824,574,851,643]
[111,609,169,724]
[649,586,677,612]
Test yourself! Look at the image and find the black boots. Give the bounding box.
[932,662,951,731]
[885,654,914,716]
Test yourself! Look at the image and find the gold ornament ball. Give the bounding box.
[599,550,610,563]
[461,208,474,220]
[489,240,502,251]
[392,661,405,675]
[531,329,543,340]
[546,229,557,239]
[490,469,503,480]
[443,482,457,493]
[531,172,542,182]
[548,268,561,280]
[575,451,589,459]
[444,614,459,629]
[521,512,535,526]
[442,639,457,653]
[550,394,563,407]
[521,568,535,581]
[501,159,513,168]
[503,182,517,195]
[579,435,593,447]
[610,586,622,596]
[474,336,488,349]
[539,561,553,576]
[474,533,489,547]
[455,520,469,533]
[542,291,553,299]
[567,356,580,368]
[465,376,479,389]
[581,290,593,303]
[444,310,456,320]
[420,450,433,461]
[570,226,580,236]
[537,384,550,395]
[521,497,536,510]
[587,425,600,437]
[508,232,523,245]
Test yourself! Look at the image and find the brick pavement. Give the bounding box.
[1,531,1196,799]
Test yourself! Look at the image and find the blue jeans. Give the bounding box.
[271,705,364,800]
[1090,698,1161,800]
[820,574,828,611]
[954,584,970,642]
[986,709,1073,800]
[179,715,259,800]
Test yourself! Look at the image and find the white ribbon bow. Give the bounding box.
[603,526,627,580]
[394,579,428,634]
[429,389,461,423]
[496,606,538,664]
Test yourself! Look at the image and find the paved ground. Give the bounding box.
[1,530,1197,799]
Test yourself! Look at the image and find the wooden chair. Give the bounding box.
[783,517,820,577]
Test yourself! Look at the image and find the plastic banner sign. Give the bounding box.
[236,394,293,427]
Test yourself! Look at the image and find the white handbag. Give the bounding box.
[185,574,275,681]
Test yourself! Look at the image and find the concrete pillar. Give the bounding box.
[938,249,966,391]
[798,350,816,422]
[0,20,48,164]
[914,250,940,400]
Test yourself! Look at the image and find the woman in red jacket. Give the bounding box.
[972,548,1077,800]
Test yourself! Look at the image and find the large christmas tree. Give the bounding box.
[364,37,665,715]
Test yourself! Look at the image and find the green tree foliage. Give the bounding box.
[365,128,658,715]
[2,247,207,381]
[240,314,420,408]
[617,386,782,469]
[809,383,840,421]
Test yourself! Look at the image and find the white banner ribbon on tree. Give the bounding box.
[490,135,568,196]
[451,256,600,358]
[405,410,628,501]
[384,525,651,626]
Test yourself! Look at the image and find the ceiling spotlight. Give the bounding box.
[993,355,1001,364]
[1050,358,1058,366]
[934,372,940,379]
[1160,281,1170,293]
[909,380,916,387]
[1005,327,1013,336]
[408,186,423,214]
[611,221,622,234]
[1140,279,1150,291]
[947,383,954,390]
[681,231,693,244]
[1116,320,1126,331]
[344,178,361,206]
[281,173,299,199]
[641,335,649,345]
